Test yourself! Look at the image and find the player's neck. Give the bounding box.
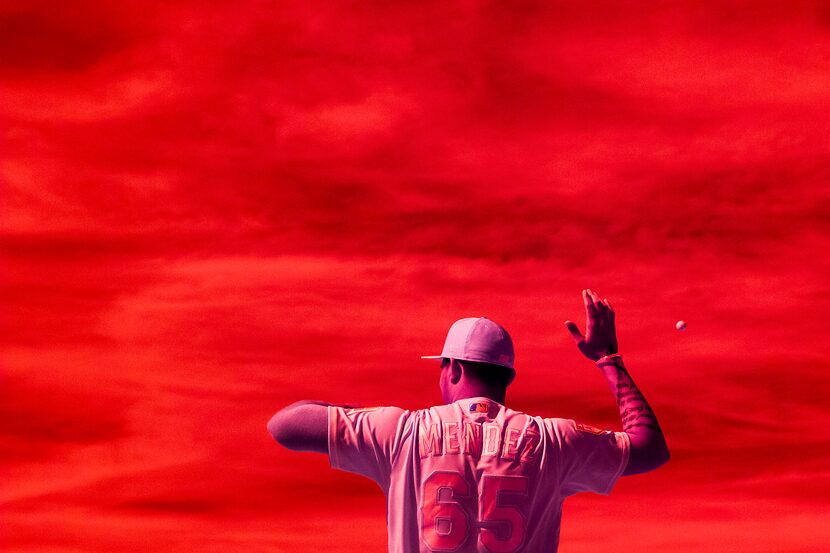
[452,384,506,405]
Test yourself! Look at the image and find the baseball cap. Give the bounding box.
[421,317,515,370]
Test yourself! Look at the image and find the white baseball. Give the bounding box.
[676,320,687,331]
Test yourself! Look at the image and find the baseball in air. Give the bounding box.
[676,320,687,331]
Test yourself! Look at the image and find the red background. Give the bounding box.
[2,1,829,551]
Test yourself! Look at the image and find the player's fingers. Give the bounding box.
[582,290,598,336]
[589,289,603,308]
[583,289,598,316]
[564,320,584,342]
[604,298,615,319]
[588,289,606,327]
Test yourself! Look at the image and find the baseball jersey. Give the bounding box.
[327,396,630,553]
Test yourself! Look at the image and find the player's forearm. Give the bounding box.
[282,399,332,409]
[598,357,669,473]
[269,399,355,428]
[281,399,358,409]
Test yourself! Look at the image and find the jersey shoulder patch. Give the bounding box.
[344,407,381,415]
[575,422,606,435]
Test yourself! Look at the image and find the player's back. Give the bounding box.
[402,397,559,553]
[327,396,629,553]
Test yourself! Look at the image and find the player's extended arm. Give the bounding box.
[565,289,670,476]
[266,400,339,454]
[597,355,669,475]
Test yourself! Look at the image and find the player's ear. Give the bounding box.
[506,368,516,386]
[449,359,463,384]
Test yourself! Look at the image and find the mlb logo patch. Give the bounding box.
[470,402,489,413]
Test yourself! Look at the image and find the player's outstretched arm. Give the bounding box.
[267,400,334,454]
[565,289,670,476]
[596,356,669,475]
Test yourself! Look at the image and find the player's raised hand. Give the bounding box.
[564,289,619,362]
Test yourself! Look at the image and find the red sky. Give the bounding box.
[2,1,829,551]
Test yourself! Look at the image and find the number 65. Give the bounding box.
[420,471,529,552]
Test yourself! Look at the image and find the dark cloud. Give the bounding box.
[0,2,153,76]
[0,375,131,461]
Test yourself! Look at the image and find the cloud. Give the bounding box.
[2,1,829,552]
[0,375,131,463]
[0,2,151,76]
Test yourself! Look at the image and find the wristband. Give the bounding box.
[595,353,623,366]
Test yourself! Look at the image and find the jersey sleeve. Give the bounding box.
[327,405,407,489]
[544,418,630,496]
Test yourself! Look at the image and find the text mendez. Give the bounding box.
[418,420,541,462]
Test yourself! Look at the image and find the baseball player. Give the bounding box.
[268,289,669,552]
